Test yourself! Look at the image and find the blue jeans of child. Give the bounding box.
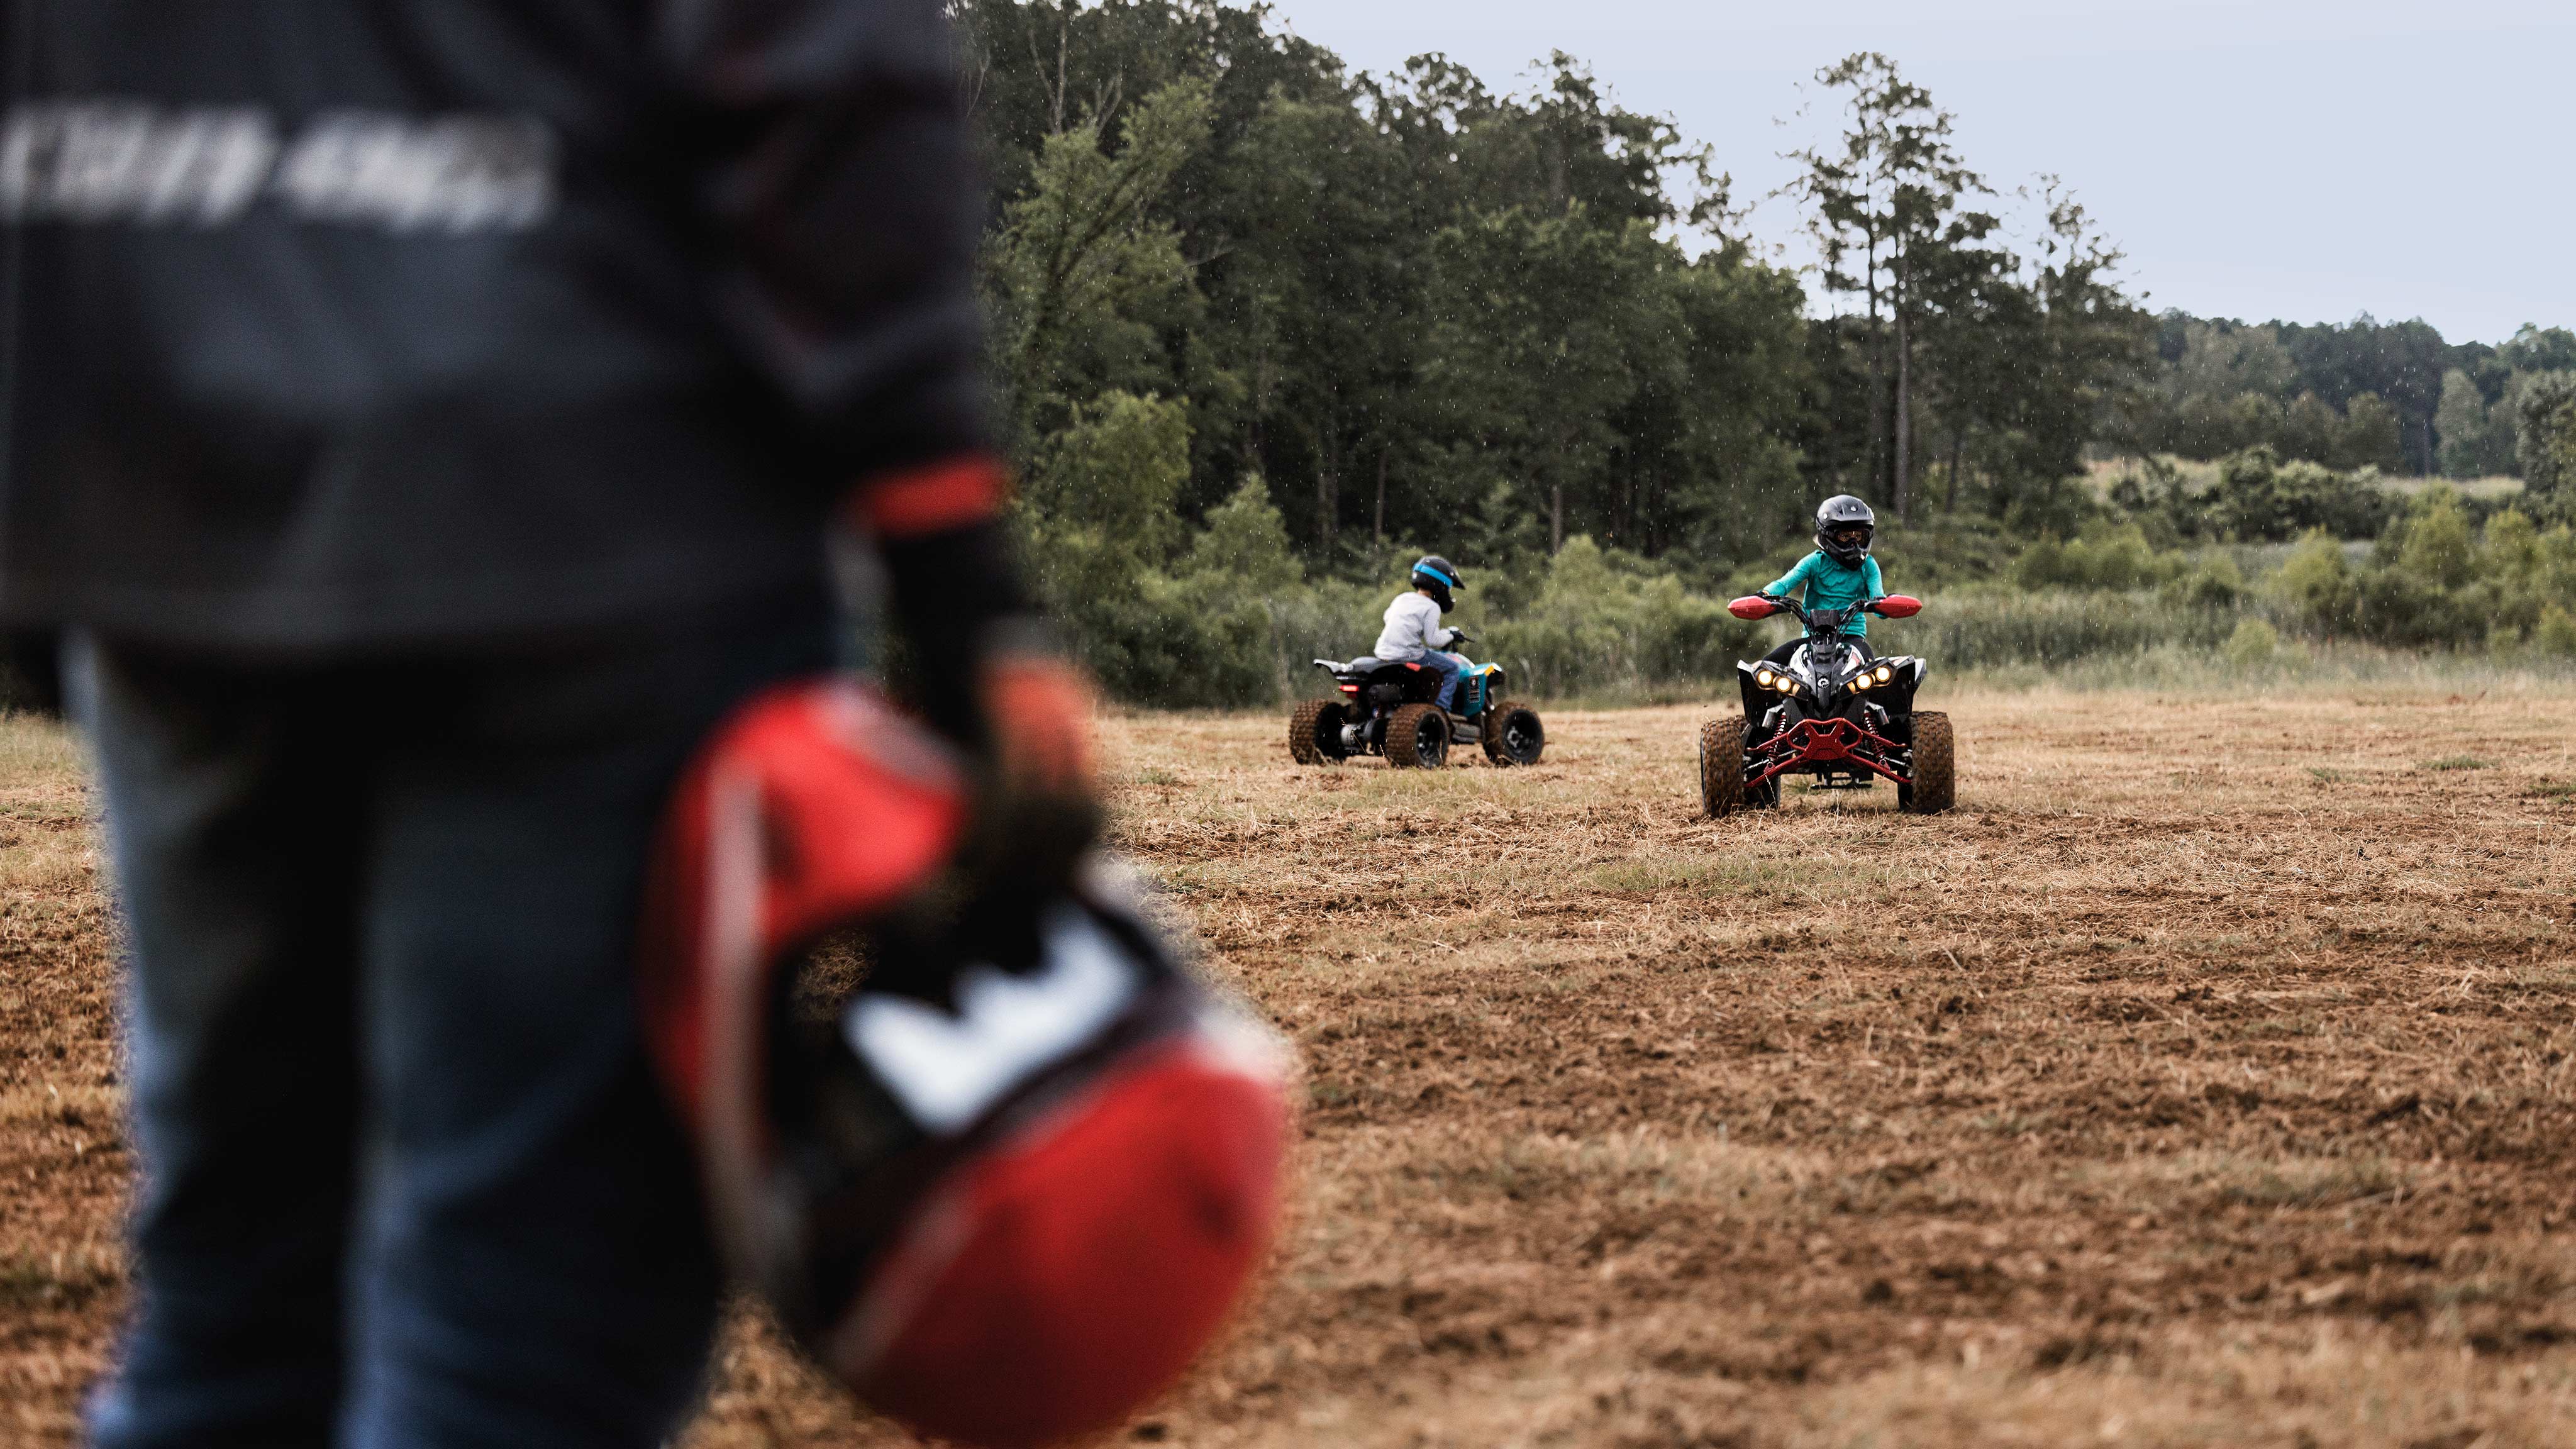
[72,589,833,1449]
[1413,650,1470,709]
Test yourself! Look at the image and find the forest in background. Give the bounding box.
[950,0,2576,704]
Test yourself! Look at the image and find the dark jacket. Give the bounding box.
[0,0,990,648]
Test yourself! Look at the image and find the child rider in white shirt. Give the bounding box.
[1374,555,1473,710]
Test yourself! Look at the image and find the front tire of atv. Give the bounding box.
[1387,702,1450,769]
[1698,717,1745,816]
[1481,701,1545,766]
[1899,710,1955,814]
[1289,699,1349,765]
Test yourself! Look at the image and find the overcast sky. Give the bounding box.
[1255,0,2570,346]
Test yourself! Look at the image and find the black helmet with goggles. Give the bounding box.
[1814,496,1876,566]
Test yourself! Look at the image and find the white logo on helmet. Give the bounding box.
[848,907,1141,1133]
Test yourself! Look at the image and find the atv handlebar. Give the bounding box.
[1729,593,1924,626]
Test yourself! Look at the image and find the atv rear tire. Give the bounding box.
[1698,716,1745,816]
[1289,699,1349,765]
[1387,702,1449,769]
[1900,711,1955,814]
[1481,701,1545,766]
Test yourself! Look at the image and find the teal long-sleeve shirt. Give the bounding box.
[1765,552,1885,636]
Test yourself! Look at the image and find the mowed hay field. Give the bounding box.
[8,687,2576,1446]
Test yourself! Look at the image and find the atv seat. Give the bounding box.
[1341,656,1419,675]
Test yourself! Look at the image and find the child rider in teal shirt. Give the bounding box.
[1762,495,1885,666]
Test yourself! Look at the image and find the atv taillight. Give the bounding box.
[1338,684,1358,694]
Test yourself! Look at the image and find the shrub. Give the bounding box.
[2393,486,2475,591]
[1481,536,1765,699]
[2272,530,2354,632]
[2534,601,2576,657]
[2211,447,2394,541]
[1890,591,2241,670]
[2520,374,2576,514]
[2538,604,2576,657]
[2223,617,2279,669]
[2012,523,2186,592]
[2166,552,2245,609]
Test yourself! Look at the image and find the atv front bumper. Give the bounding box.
[1748,717,1911,788]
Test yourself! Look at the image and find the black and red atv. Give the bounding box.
[1289,652,1544,769]
[1697,592,1954,816]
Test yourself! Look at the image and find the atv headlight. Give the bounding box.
[1776,675,1797,693]
[1755,669,1775,688]
[1851,672,1872,691]
[1875,664,1894,684]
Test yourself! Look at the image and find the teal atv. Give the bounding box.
[1289,655,1544,768]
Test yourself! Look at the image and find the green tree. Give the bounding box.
[1419,206,1684,555]
[1206,89,1417,550]
[2499,325,2576,377]
[982,79,1215,447]
[1785,53,1996,516]
[2437,368,2516,477]
[2335,392,2404,473]
[1020,390,1192,580]
[1976,188,2151,509]
[2519,374,2576,512]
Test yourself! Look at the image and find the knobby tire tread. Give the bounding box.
[1904,711,1955,814]
[1387,702,1447,769]
[1289,699,1342,764]
[1699,716,1745,817]
[1481,701,1545,766]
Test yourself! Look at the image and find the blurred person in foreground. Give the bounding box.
[0,3,1101,1445]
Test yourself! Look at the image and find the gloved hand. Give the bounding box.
[952,654,1102,953]
[857,455,1102,899]
[980,653,1097,800]
[1446,630,1475,648]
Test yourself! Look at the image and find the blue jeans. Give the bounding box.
[1413,650,1470,710]
[73,591,833,1449]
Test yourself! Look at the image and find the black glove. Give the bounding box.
[1446,630,1475,648]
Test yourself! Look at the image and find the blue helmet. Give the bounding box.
[1410,555,1462,612]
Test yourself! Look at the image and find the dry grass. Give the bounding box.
[0,716,116,1445]
[8,684,2576,1446]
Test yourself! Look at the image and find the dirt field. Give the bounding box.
[8,685,2576,1446]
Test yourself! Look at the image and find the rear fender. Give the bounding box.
[1397,662,1445,706]
[1316,658,1362,704]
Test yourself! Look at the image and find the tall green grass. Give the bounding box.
[1867,592,2246,670]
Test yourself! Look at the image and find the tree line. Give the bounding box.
[946,0,2576,701]
[957,1,2171,569]
[2128,314,2576,486]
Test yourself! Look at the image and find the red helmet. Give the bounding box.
[638,680,1292,1449]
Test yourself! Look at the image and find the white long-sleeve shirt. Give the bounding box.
[1374,591,1460,660]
